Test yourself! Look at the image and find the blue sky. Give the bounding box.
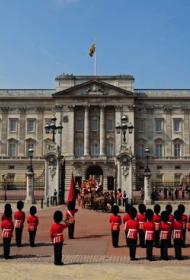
[0,0,190,89]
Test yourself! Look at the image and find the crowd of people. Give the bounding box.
[109,203,190,261]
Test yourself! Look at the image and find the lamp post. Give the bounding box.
[28,148,34,172]
[25,147,35,204]
[2,174,7,201]
[115,115,134,143]
[45,117,63,143]
[144,148,151,204]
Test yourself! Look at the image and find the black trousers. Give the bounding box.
[3,238,11,259]
[125,231,128,246]
[68,223,75,239]
[139,229,145,247]
[182,229,186,247]
[160,239,169,259]
[127,238,137,260]
[154,230,160,247]
[174,239,182,259]
[15,228,23,247]
[146,240,154,260]
[112,230,119,247]
[54,243,63,264]
[29,231,36,247]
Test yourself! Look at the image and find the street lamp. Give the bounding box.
[45,117,63,143]
[115,115,134,143]
[28,148,34,173]
[144,148,151,178]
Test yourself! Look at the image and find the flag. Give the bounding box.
[67,173,76,203]
[88,43,96,57]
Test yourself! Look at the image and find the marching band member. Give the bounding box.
[1,205,14,259]
[50,210,68,265]
[126,207,139,260]
[178,204,188,247]
[14,200,25,247]
[144,209,155,261]
[27,206,39,247]
[160,211,170,260]
[65,201,78,239]
[172,210,183,260]
[137,204,146,248]
[109,205,121,248]
[153,204,161,248]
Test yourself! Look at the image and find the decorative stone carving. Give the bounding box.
[86,84,107,95]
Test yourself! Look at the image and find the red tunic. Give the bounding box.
[137,213,146,230]
[27,215,39,232]
[126,219,139,239]
[181,214,188,229]
[160,222,171,240]
[123,213,131,231]
[14,210,25,229]
[65,209,78,224]
[109,214,121,231]
[143,221,155,241]
[168,214,174,225]
[1,218,14,238]
[153,214,161,231]
[172,220,183,239]
[50,223,67,244]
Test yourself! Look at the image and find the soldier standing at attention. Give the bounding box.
[144,209,155,261]
[126,206,139,261]
[27,206,39,247]
[1,206,14,259]
[172,209,183,260]
[14,200,25,247]
[153,204,161,248]
[50,210,68,265]
[178,204,187,247]
[137,204,146,248]
[160,211,170,260]
[165,204,174,247]
[65,201,78,239]
[109,205,121,248]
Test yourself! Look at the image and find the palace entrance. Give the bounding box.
[85,165,103,184]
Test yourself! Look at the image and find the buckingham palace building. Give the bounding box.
[1,74,190,201]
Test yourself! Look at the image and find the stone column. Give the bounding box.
[1,108,8,155]
[144,176,151,205]
[25,170,36,204]
[100,105,105,156]
[19,108,26,156]
[84,106,89,156]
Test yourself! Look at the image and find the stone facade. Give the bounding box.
[0,75,190,197]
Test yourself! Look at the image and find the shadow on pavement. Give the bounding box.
[74,234,109,239]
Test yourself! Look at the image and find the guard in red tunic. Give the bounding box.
[165,204,174,247]
[178,204,188,247]
[144,209,155,261]
[160,211,170,260]
[1,206,14,259]
[50,210,68,265]
[126,207,139,260]
[137,204,146,248]
[65,201,78,239]
[14,200,25,247]
[172,209,183,260]
[123,204,132,245]
[109,205,121,248]
[153,204,161,248]
[27,206,39,247]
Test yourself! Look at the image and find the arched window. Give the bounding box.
[173,139,183,158]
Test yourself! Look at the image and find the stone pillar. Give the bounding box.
[25,171,36,204]
[100,106,105,156]
[19,108,26,156]
[1,108,8,155]
[144,176,151,205]
[84,106,89,156]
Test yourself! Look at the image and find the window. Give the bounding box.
[173,119,181,132]
[91,142,99,156]
[27,119,36,133]
[155,143,162,158]
[106,119,114,131]
[106,142,114,156]
[174,142,181,158]
[174,174,181,184]
[138,143,145,158]
[137,119,144,132]
[8,141,17,157]
[91,117,98,131]
[75,142,83,157]
[9,119,18,133]
[75,118,84,132]
[156,174,163,183]
[44,119,51,134]
[155,119,163,132]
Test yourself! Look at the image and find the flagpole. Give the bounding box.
[94,45,97,76]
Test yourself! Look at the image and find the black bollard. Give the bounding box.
[41,198,43,209]
[47,197,49,207]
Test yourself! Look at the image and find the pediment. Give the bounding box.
[53,80,134,98]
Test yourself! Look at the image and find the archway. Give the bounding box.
[85,165,103,181]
